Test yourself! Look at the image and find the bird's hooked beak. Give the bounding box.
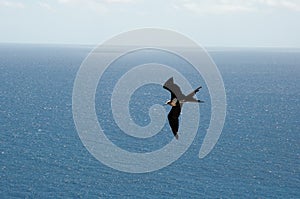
[163,100,171,106]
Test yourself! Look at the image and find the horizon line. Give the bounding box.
[1,42,300,50]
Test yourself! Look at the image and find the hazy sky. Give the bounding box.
[1,0,300,47]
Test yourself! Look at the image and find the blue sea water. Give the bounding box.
[0,44,299,198]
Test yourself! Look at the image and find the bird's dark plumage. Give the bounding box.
[168,105,181,138]
[163,77,203,139]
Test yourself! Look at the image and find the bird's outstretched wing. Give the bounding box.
[167,105,181,139]
[184,86,204,103]
[163,77,185,101]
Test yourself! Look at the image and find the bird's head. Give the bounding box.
[165,99,177,107]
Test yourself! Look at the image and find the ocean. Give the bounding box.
[0,44,299,198]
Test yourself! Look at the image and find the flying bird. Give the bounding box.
[163,77,204,140]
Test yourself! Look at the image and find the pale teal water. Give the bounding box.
[0,44,299,198]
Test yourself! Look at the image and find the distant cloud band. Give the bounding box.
[180,0,300,14]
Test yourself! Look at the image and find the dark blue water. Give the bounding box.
[1,44,299,198]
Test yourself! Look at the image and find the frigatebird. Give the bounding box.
[163,77,204,140]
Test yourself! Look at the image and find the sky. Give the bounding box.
[0,0,300,47]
